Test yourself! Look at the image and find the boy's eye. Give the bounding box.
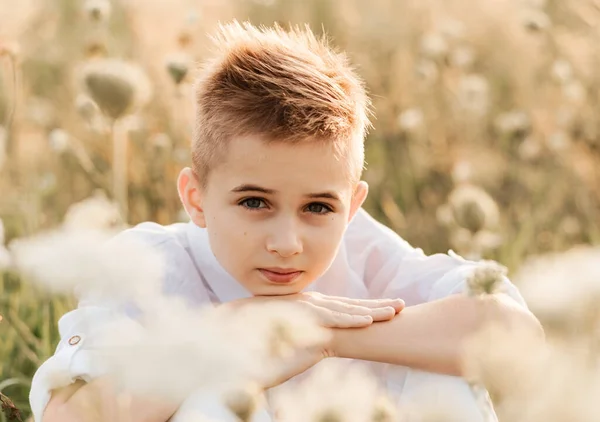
[306,203,333,214]
[240,198,267,210]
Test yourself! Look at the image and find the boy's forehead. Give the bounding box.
[213,135,354,193]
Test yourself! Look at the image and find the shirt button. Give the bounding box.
[68,335,82,346]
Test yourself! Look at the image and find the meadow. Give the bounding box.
[1,0,599,420]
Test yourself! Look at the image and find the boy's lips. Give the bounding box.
[258,268,303,284]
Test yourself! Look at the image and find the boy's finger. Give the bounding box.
[314,298,396,321]
[322,296,405,313]
[309,297,373,316]
[301,302,373,328]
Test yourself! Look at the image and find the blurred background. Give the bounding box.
[1,0,599,418]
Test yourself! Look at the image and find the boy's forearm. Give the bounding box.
[44,377,179,422]
[331,294,542,376]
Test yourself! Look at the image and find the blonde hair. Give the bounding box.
[192,20,371,185]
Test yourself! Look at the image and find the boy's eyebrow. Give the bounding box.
[230,184,341,201]
[231,184,277,194]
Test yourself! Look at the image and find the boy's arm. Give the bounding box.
[43,378,179,422]
[331,293,543,376]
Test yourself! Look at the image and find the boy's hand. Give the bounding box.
[226,292,405,389]
[229,292,405,328]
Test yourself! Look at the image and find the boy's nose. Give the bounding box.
[266,225,303,258]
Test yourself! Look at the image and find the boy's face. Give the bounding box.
[179,135,368,296]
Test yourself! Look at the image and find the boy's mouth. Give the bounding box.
[258,267,303,284]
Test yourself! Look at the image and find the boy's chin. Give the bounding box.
[247,283,306,297]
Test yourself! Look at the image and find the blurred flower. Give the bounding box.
[415,59,439,82]
[26,97,55,128]
[451,160,472,184]
[371,396,397,422]
[165,52,191,85]
[0,41,20,58]
[439,19,466,41]
[63,190,123,231]
[448,183,500,233]
[173,147,191,163]
[272,360,384,422]
[84,0,111,22]
[551,59,573,83]
[449,46,475,69]
[0,219,11,271]
[494,110,530,137]
[546,131,570,152]
[79,58,152,120]
[9,225,163,302]
[420,32,448,60]
[457,74,490,116]
[562,79,586,104]
[515,246,600,333]
[150,132,172,152]
[518,136,542,161]
[75,94,100,123]
[223,382,263,422]
[0,125,6,171]
[466,262,508,296]
[559,215,581,237]
[397,108,424,132]
[522,10,551,32]
[48,128,70,153]
[38,172,57,194]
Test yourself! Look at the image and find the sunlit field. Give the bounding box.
[1,0,599,421]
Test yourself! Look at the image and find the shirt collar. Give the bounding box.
[184,221,252,303]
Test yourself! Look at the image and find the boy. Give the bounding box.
[32,21,541,422]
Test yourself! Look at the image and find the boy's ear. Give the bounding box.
[177,167,207,228]
[348,180,368,222]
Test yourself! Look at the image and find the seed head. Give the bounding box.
[448,184,499,233]
[84,0,111,22]
[223,383,262,422]
[165,53,191,85]
[79,59,152,120]
[466,262,508,296]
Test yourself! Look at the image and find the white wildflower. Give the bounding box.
[415,60,439,82]
[397,108,424,132]
[38,172,57,194]
[451,160,472,184]
[272,360,383,422]
[449,46,475,69]
[420,32,448,60]
[9,226,163,302]
[515,246,600,331]
[0,125,6,171]
[457,74,490,116]
[466,262,508,296]
[562,80,586,104]
[494,110,530,136]
[26,97,55,128]
[551,59,573,83]
[0,219,11,270]
[546,131,570,152]
[63,190,123,231]
[518,136,543,161]
[48,128,70,153]
[439,19,466,41]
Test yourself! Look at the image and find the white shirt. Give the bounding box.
[29,208,526,421]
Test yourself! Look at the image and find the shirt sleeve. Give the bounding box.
[348,209,526,307]
[28,222,192,422]
[29,306,144,422]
